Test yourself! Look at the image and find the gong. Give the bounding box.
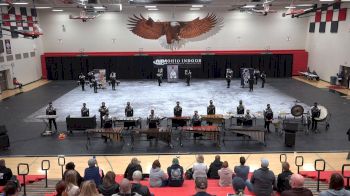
[291,105,304,117]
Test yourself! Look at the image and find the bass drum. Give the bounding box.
[314,105,328,121]
[291,105,304,117]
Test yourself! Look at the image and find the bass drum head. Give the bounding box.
[291,105,304,117]
[314,105,328,121]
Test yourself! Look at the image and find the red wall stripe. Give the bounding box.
[41,50,308,78]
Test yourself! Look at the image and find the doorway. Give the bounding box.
[0,70,8,91]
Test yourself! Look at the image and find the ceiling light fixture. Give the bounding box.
[296,4,314,7]
[145,5,157,8]
[94,6,106,9]
[148,8,159,11]
[0,3,9,6]
[13,2,29,5]
[285,6,296,9]
[192,5,203,8]
[190,7,200,11]
[52,9,64,12]
[242,5,255,8]
[36,7,52,9]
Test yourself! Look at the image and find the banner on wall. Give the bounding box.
[153,56,202,68]
[167,65,178,83]
[5,39,11,54]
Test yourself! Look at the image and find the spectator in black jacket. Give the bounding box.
[63,162,83,187]
[124,158,143,181]
[98,171,119,196]
[0,159,13,186]
[167,158,184,187]
[131,170,152,196]
[207,155,223,179]
[277,162,293,193]
[3,181,19,196]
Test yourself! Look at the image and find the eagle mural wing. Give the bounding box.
[179,13,218,39]
[128,15,166,39]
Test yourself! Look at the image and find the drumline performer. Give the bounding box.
[46,102,57,132]
[226,68,233,88]
[192,110,202,139]
[109,72,117,90]
[173,101,185,128]
[87,71,95,83]
[236,100,245,125]
[249,76,254,92]
[78,73,86,91]
[102,111,113,142]
[185,69,192,86]
[311,102,321,132]
[264,104,273,132]
[243,110,253,126]
[98,102,109,128]
[261,71,267,88]
[81,103,89,117]
[207,100,216,125]
[147,109,160,140]
[254,69,260,85]
[156,68,163,86]
[91,78,98,93]
[124,102,135,128]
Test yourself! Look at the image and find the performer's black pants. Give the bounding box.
[227,80,231,88]
[111,83,115,90]
[264,120,271,132]
[94,86,97,93]
[81,84,85,91]
[158,79,161,86]
[262,81,265,88]
[311,118,318,130]
[100,116,103,128]
[49,119,57,131]
[255,78,258,85]
[186,79,190,86]
[249,85,253,92]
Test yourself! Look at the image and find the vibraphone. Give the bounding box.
[167,116,191,128]
[227,113,258,126]
[180,126,220,147]
[129,127,172,149]
[86,127,124,149]
[200,115,226,126]
[112,117,142,128]
[224,126,266,145]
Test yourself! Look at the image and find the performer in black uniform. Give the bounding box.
[109,72,117,90]
[254,70,260,85]
[243,110,253,126]
[261,71,267,88]
[124,102,134,128]
[102,112,113,142]
[226,68,233,88]
[156,68,163,86]
[81,103,89,117]
[174,101,182,117]
[185,69,192,86]
[207,100,216,115]
[249,76,254,92]
[147,109,159,140]
[78,73,86,91]
[98,102,109,128]
[91,78,98,93]
[87,71,95,83]
[264,104,273,132]
[192,110,202,138]
[311,102,321,131]
[46,102,57,131]
[173,101,185,128]
[236,100,245,125]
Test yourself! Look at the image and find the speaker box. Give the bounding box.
[0,125,7,135]
[0,134,9,149]
[285,130,296,147]
[284,122,299,132]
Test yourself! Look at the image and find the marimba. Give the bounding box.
[224,126,266,145]
[112,117,142,128]
[129,127,172,149]
[180,126,220,147]
[36,115,58,136]
[86,127,124,149]
[167,116,191,128]
[200,114,226,126]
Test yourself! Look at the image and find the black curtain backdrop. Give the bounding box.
[45,54,293,80]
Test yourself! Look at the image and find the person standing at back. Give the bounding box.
[207,155,223,179]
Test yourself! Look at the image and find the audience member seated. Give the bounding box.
[65,170,80,196]
[281,174,313,196]
[231,176,247,196]
[167,158,184,187]
[250,158,276,196]
[319,173,350,196]
[193,155,208,180]
[2,181,19,196]
[12,77,22,89]
[193,177,214,196]
[98,171,119,196]
[63,162,83,187]
[131,171,152,196]
[55,180,68,196]
[112,178,141,196]
[207,155,223,179]
[124,158,143,181]
[277,162,293,193]
[79,180,101,196]
[149,160,167,187]
[84,159,102,186]
[234,157,252,191]
[218,161,234,187]
[0,159,13,186]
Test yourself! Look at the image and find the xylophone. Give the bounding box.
[112,117,142,128]
[224,126,266,145]
[200,114,226,125]
[129,127,172,148]
[167,116,191,128]
[180,126,220,147]
[86,127,124,149]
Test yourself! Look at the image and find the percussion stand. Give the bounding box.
[40,118,51,136]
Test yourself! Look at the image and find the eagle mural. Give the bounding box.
[128,13,219,46]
